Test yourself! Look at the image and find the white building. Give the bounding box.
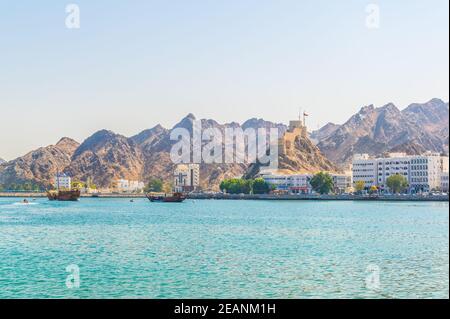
[116,179,145,193]
[262,174,293,192]
[352,154,377,188]
[174,164,200,193]
[409,152,442,192]
[441,172,449,193]
[54,173,71,190]
[441,156,449,173]
[332,174,353,194]
[261,172,352,194]
[376,153,411,189]
[352,152,448,193]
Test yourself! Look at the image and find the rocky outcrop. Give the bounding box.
[315,99,449,166]
[65,130,144,187]
[310,122,340,144]
[277,134,338,173]
[0,138,79,187]
[403,98,449,139]
[245,127,339,178]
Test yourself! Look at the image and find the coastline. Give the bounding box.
[0,192,448,202]
[188,193,450,202]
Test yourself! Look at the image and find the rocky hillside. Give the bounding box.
[314,98,449,166]
[132,114,287,190]
[65,130,144,188]
[310,122,340,144]
[245,128,339,178]
[0,138,79,187]
[0,115,291,190]
[0,114,333,190]
[402,98,449,139]
[0,158,5,165]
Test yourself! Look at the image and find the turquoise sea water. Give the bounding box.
[0,197,448,299]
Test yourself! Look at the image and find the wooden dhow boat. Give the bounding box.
[47,189,81,201]
[146,192,186,203]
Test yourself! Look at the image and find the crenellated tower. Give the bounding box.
[278,113,308,156]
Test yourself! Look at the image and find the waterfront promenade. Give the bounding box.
[1,192,448,202]
[188,193,449,202]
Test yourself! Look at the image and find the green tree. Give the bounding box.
[145,179,164,193]
[241,179,252,194]
[252,178,271,194]
[310,172,334,195]
[220,178,252,194]
[386,174,408,194]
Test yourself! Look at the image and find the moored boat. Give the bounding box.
[146,192,186,203]
[47,189,81,201]
[48,171,81,201]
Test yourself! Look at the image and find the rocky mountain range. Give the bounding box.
[1,98,447,190]
[0,114,336,190]
[312,98,449,166]
[0,158,5,165]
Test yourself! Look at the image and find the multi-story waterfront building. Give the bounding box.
[54,173,71,190]
[261,172,352,194]
[351,154,377,188]
[332,174,353,194]
[174,164,200,193]
[116,179,145,193]
[376,153,411,189]
[409,152,442,192]
[352,152,448,193]
[441,172,449,193]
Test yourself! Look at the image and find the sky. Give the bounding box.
[0,0,449,160]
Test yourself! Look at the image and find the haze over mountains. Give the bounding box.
[311,98,449,166]
[0,98,448,190]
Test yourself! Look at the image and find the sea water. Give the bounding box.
[0,198,448,299]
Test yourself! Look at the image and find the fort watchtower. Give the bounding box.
[278,112,308,156]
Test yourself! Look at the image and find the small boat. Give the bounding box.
[146,192,186,203]
[47,189,81,201]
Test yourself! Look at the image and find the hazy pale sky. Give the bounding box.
[0,0,449,160]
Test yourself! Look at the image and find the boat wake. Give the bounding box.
[11,202,39,206]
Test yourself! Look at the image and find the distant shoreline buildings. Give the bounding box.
[259,151,450,195]
[261,172,352,195]
[352,152,449,193]
[116,179,145,193]
[174,164,200,193]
